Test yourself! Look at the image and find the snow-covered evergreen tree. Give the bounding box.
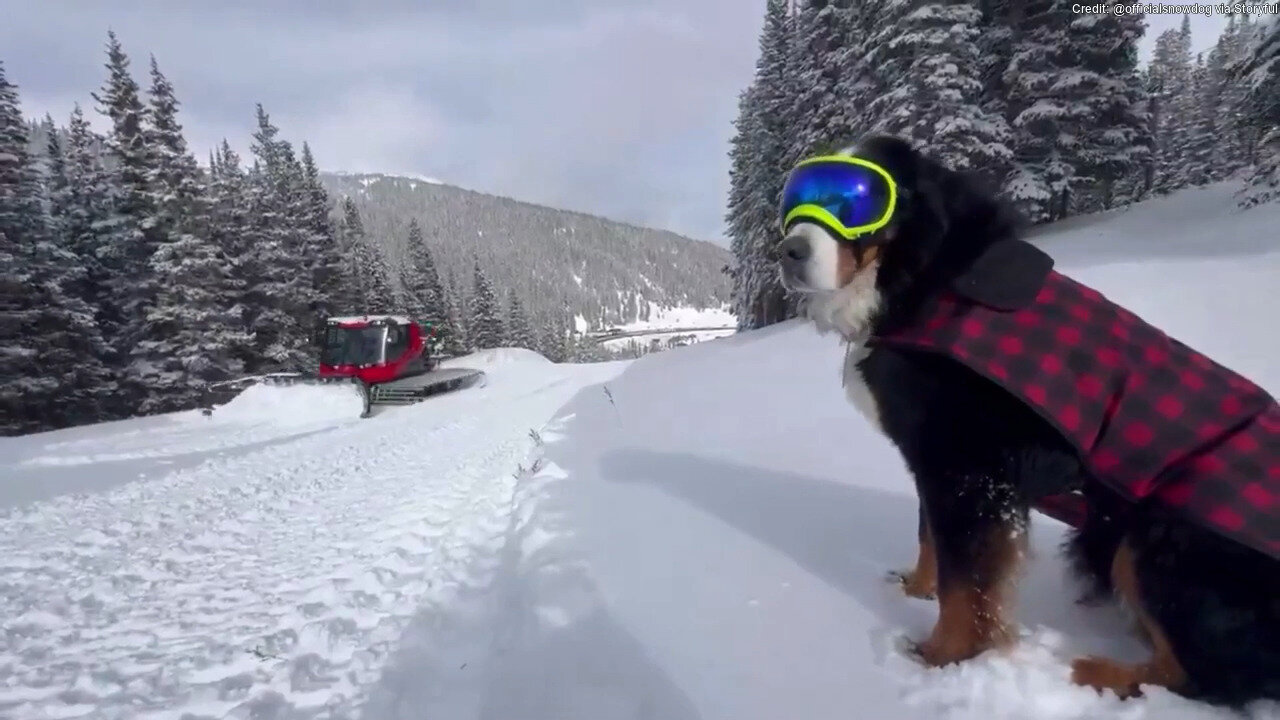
[1065,7,1151,211]
[787,0,857,161]
[93,31,161,379]
[537,315,565,362]
[726,0,800,331]
[1234,15,1280,208]
[0,65,113,433]
[505,289,536,350]
[242,105,312,371]
[1222,15,1269,172]
[403,217,454,350]
[44,116,70,242]
[1149,18,1195,196]
[208,140,255,364]
[442,270,469,356]
[340,196,396,314]
[61,104,116,362]
[144,56,204,251]
[299,143,348,321]
[862,2,1014,189]
[1002,1,1080,222]
[468,261,504,349]
[124,56,251,411]
[133,218,250,414]
[1182,53,1217,188]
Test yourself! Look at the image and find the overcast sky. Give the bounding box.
[0,4,1238,245]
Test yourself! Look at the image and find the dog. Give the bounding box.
[776,134,1280,706]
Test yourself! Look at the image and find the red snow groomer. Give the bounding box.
[318,315,484,417]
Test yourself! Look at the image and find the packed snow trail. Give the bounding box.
[0,350,627,719]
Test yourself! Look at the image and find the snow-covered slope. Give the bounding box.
[1,183,1276,720]
[0,352,629,719]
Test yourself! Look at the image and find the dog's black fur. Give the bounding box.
[783,135,1280,706]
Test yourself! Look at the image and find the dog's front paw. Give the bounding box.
[886,568,937,600]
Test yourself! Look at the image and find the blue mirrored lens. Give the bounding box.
[781,161,891,231]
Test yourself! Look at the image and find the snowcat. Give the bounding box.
[318,315,484,417]
[201,315,484,418]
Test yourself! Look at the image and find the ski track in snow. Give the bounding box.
[0,359,623,720]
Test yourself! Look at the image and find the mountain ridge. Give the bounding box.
[320,171,733,332]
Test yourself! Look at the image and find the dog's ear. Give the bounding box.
[950,239,1053,310]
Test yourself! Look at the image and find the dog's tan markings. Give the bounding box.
[1071,542,1188,699]
[900,522,937,600]
[914,526,1023,666]
[835,242,860,287]
[836,243,880,287]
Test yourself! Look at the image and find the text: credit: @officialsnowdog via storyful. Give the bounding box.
[1073,2,1280,14]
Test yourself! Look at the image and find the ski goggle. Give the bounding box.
[780,155,898,241]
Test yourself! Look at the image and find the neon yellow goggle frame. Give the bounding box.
[780,155,899,241]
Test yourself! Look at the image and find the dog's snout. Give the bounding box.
[780,235,811,263]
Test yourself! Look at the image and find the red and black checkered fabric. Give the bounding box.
[868,270,1280,559]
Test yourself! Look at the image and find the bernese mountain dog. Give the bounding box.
[776,134,1280,706]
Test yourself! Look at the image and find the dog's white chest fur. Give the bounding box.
[842,343,884,435]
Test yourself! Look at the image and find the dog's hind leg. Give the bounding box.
[1073,512,1280,705]
[1070,541,1187,699]
[910,476,1027,667]
[888,503,937,600]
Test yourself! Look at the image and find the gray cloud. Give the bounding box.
[4,4,1238,244]
[2,1,763,244]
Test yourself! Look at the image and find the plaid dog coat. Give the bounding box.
[867,240,1280,559]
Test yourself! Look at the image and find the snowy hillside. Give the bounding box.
[321,171,733,332]
[1,183,1277,719]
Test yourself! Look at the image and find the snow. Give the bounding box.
[325,314,414,325]
[2,183,1278,719]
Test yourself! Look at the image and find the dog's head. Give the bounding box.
[777,134,1034,341]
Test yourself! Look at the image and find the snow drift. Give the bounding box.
[205,380,366,428]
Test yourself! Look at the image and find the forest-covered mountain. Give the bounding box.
[318,172,731,331]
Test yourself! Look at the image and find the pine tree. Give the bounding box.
[442,270,469,356]
[469,261,504,349]
[788,0,858,161]
[1149,17,1195,195]
[62,104,116,358]
[340,196,395,314]
[208,140,256,367]
[44,116,70,243]
[402,217,454,349]
[726,84,765,330]
[123,56,251,411]
[862,2,1014,189]
[505,289,536,350]
[1066,7,1152,211]
[144,56,204,250]
[1221,15,1267,173]
[93,31,161,380]
[242,105,312,371]
[299,143,347,321]
[537,315,564,362]
[1001,1,1077,222]
[1234,16,1280,208]
[726,0,801,331]
[1182,53,1216,187]
[0,62,53,433]
[133,219,250,414]
[0,65,113,433]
